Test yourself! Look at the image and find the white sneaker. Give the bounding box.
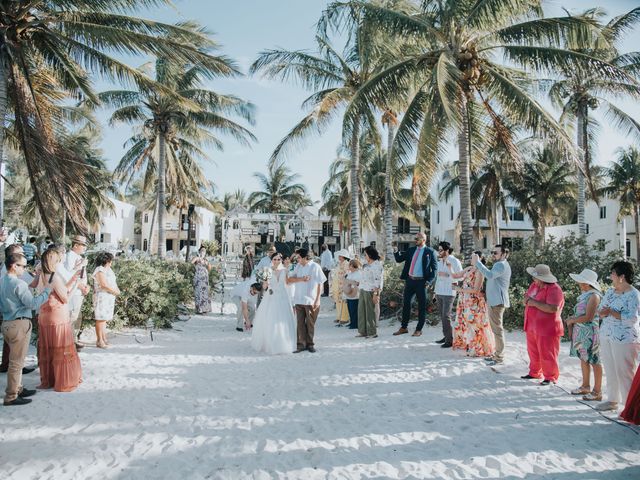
[594,401,618,412]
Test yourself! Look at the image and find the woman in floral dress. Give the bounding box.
[452,251,494,357]
[566,269,602,401]
[191,246,212,314]
[331,249,352,326]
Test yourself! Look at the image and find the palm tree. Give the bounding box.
[549,7,640,236]
[605,146,640,260]
[101,24,256,256]
[249,160,312,214]
[322,0,627,258]
[251,34,388,250]
[507,143,576,247]
[0,0,240,236]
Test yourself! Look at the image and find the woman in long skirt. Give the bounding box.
[192,246,212,314]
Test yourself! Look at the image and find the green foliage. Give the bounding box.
[503,234,628,330]
[199,240,220,257]
[80,258,219,330]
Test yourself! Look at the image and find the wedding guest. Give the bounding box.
[621,365,640,424]
[231,280,262,331]
[23,237,37,266]
[192,246,212,314]
[64,235,90,350]
[433,242,462,347]
[92,252,120,348]
[290,248,326,353]
[522,264,565,385]
[357,246,383,339]
[565,269,602,401]
[331,249,351,326]
[241,246,255,280]
[39,236,52,256]
[36,249,82,392]
[283,254,296,304]
[595,260,640,412]
[255,245,277,272]
[344,258,362,330]
[0,253,51,405]
[473,245,511,366]
[320,244,334,297]
[392,232,438,337]
[451,251,494,357]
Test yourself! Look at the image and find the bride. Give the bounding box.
[251,252,300,355]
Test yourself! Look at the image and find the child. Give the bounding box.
[343,258,362,330]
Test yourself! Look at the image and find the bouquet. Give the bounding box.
[255,267,272,283]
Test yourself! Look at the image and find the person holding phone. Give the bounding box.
[36,249,82,392]
[65,235,90,349]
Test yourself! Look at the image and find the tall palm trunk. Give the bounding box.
[576,105,588,236]
[635,204,640,261]
[458,98,474,259]
[350,118,361,252]
[0,55,6,226]
[157,130,167,257]
[383,119,396,262]
[148,195,158,252]
[490,199,500,246]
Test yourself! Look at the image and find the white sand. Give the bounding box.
[2,296,640,480]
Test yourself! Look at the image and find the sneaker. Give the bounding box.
[595,401,618,412]
[4,396,32,406]
[540,380,556,386]
[19,388,36,398]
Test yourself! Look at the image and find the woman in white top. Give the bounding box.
[357,246,383,338]
[343,258,362,330]
[92,252,120,348]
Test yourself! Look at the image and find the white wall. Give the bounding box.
[94,198,136,249]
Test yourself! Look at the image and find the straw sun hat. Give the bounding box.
[335,249,352,260]
[569,269,601,292]
[526,264,558,283]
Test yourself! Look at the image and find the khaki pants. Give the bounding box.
[1,319,32,403]
[69,294,84,333]
[358,291,377,337]
[295,304,319,349]
[488,305,506,361]
[234,298,255,330]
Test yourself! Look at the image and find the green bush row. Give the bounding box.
[381,234,631,331]
[80,257,220,330]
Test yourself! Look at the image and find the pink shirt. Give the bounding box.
[524,282,565,336]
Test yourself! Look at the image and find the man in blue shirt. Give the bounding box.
[0,253,51,406]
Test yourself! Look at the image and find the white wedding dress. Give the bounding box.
[251,267,297,355]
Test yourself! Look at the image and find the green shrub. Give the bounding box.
[80,257,219,330]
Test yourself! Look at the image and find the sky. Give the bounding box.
[96,0,640,205]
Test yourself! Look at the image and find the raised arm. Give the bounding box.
[475,261,504,280]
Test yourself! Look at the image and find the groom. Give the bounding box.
[291,248,326,353]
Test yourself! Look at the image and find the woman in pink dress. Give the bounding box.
[37,249,82,392]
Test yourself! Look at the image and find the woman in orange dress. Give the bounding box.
[37,249,82,392]
[451,251,495,357]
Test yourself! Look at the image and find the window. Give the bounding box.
[436,210,440,224]
[322,222,334,237]
[506,206,524,222]
[449,205,454,221]
[502,237,523,251]
[144,213,149,223]
[596,239,606,251]
[627,239,632,258]
[397,217,411,234]
[600,206,607,219]
[233,220,240,230]
[483,236,487,249]
[143,239,148,251]
[586,224,590,235]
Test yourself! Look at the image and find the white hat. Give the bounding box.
[526,264,557,283]
[569,268,601,291]
[335,249,352,260]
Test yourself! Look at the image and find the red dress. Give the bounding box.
[38,291,82,392]
[621,367,640,424]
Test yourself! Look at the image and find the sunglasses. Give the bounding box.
[491,251,500,255]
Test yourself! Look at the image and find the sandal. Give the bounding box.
[571,386,591,395]
[583,391,602,402]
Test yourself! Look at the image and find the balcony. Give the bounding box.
[392,225,421,234]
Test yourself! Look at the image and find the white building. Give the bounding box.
[140,206,216,255]
[92,198,136,251]
[429,171,535,252]
[546,197,634,259]
[361,215,426,253]
[221,206,341,257]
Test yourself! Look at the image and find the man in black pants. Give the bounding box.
[392,232,438,336]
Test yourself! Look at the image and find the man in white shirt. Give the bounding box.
[64,236,90,348]
[319,244,333,297]
[231,280,262,332]
[290,248,326,353]
[434,241,463,348]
